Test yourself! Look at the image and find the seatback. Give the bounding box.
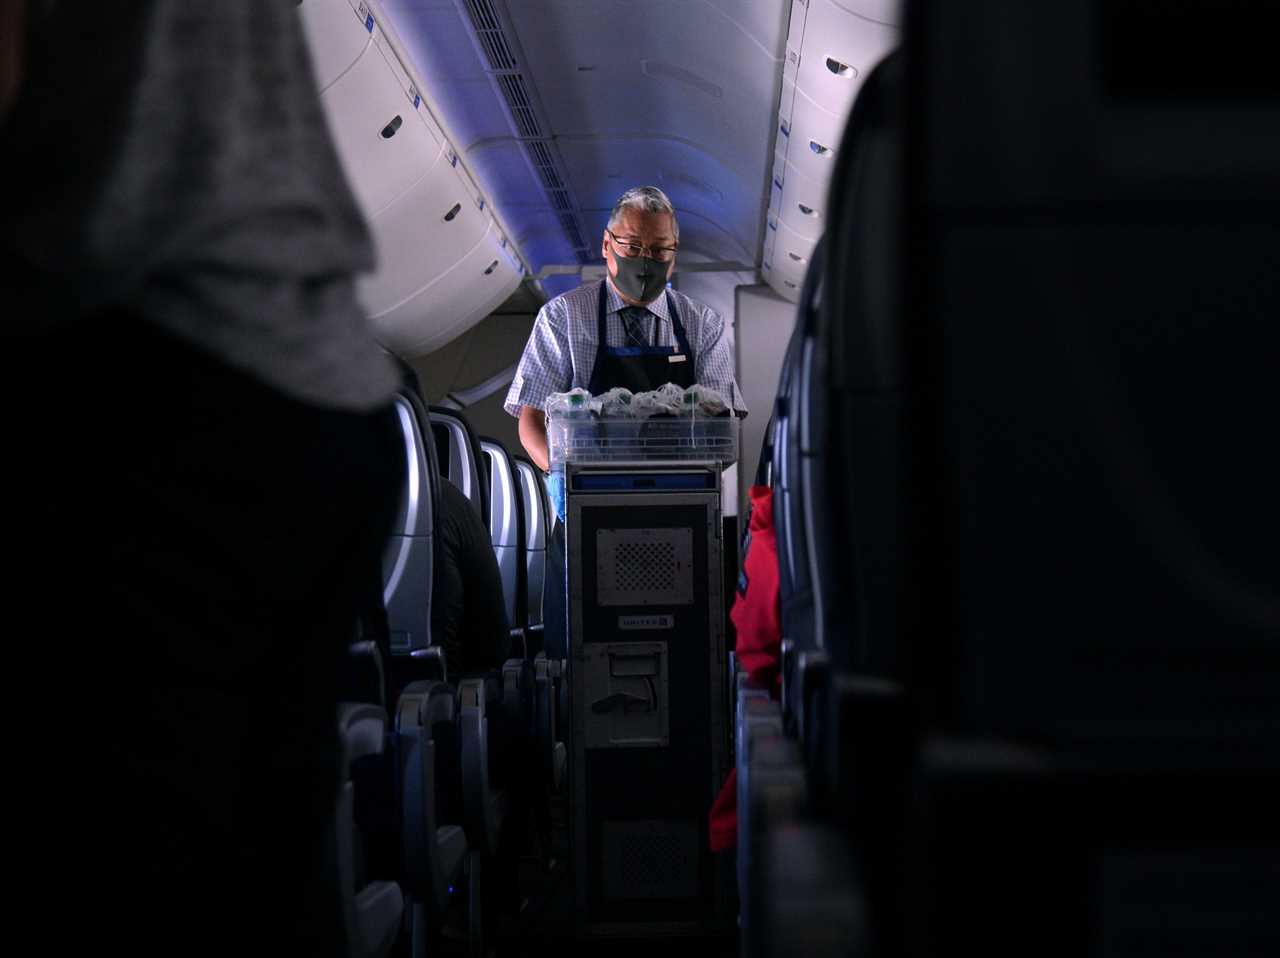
[478,437,527,632]
[818,51,905,681]
[428,407,489,531]
[382,391,440,654]
[770,273,817,653]
[513,457,548,629]
[889,9,1280,948]
[906,0,1280,759]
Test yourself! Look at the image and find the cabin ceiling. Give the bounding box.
[381,0,789,299]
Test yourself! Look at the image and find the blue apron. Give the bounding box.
[586,280,696,395]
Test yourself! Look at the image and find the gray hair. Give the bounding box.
[607,185,679,242]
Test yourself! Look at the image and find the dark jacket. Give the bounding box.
[434,479,511,677]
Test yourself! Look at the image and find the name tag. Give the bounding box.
[668,354,687,364]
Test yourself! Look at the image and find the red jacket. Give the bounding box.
[711,485,782,852]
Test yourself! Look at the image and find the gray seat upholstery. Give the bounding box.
[396,680,468,956]
[429,407,489,530]
[333,702,404,958]
[888,3,1280,954]
[513,456,566,792]
[512,457,547,632]
[479,437,527,637]
[382,392,438,654]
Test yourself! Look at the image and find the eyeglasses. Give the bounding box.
[607,229,679,263]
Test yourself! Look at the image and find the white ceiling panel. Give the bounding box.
[504,0,786,264]
[556,136,759,258]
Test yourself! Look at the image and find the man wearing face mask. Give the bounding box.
[504,185,746,657]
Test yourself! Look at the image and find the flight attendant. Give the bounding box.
[504,185,746,657]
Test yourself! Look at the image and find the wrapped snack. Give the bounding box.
[629,390,663,420]
[629,383,689,418]
[683,384,730,417]
[655,382,686,409]
[545,387,594,421]
[597,387,635,418]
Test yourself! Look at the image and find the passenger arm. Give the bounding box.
[518,406,550,473]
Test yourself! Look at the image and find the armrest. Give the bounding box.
[344,640,387,709]
[780,638,798,735]
[353,880,404,958]
[796,649,831,777]
[338,703,388,779]
[825,673,907,829]
[332,702,403,958]
[395,682,466,913]
[509,626,529,661]
[533,653,567,793]
[525,624,545,659]
[406,646,448,684]
[458,678,508,856]
[501,657,534,728]
[736,675,773,767]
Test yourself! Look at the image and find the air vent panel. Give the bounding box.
[459,0,589,262]
[464,0,516,70]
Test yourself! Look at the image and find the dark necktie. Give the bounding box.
[619,306,651,347]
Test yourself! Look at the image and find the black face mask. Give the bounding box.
[611,251,670,303]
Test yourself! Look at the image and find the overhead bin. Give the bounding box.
[765,0,900,302]
[776,161,828,242]
[767,230,812,297]
[368,220,522,356]
[320,40,441,219]
[773,221,818,282]
[358,152,486,317]
[301,0,528,358]
[298,0,372,93]
[795,0,898,118]
[764,201,821,302]
[784,91,846,186]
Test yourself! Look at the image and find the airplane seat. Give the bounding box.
[384,396,519,952]
[771,281,815,741]
[895,1,1280,953]
[429,407,489,531]
[456,673,516,954]
[740,731,809,958]
[383,391,440,660]
[328,653,405,958]
[396,679,468,954]
[513,456,548,645]
[818,47,905,683]
[514,456,567,792]
[777,234,847,776]
[343,639,389,710]
[479,437,530,654]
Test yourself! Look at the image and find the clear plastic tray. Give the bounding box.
[549,416,738,466]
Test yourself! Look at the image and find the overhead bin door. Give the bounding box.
[777,171,827,242]
[298,0,372,93]
[357,150,484,318]
[771,220,817,294]
[795,0,898,118]
[785,91,846,187]
[371,220,522,356]
[320,39,440,219]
